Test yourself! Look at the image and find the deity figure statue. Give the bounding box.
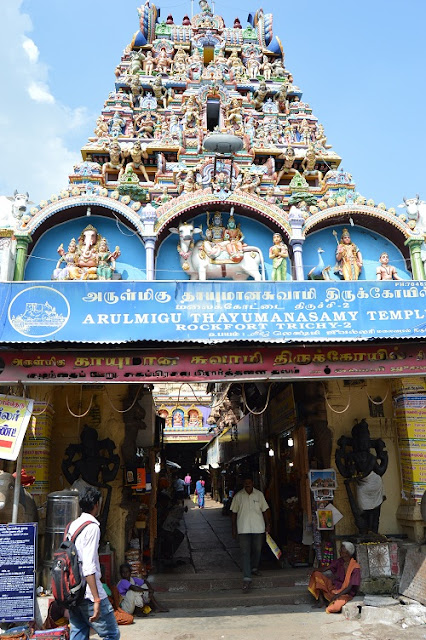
[238,170,261,194]
[271,58,286,78]
[120,141,150,182]
[62,425,120,535]
[150,76,169,109]
[177,169,200,194]
[315,123,330,149]
[102,140,123,177]
[335,419,388,534]
[226,98,243,130]
[265,186,281,206]
[334,228,363,281]
[52,239,78,280]
[243,116,257,150]
[134,109,158,138]
[212,170,231,195]
[203,211,227,257]
[299,119,312,145]
[155,47,171,74]
[97,237,120,280]
[74,224,101,280]
[172,47,188,78]
[227,50,246,81]
[188,47,204,80]
[269,233,289,281]
[302,145,323,185]
[182,95,201,129]
[155,185,171,204]
[129,76,142,108]
[252,81,269,111]
[376,252,402,280]
[246,51,261,79]
[224,214,245,262]
[94,116,108,138]
[130,50,146,74]
[262,55,273,81]
[108,111,126,137]
[273,82,288,113]
[143,50,155,75]
[199,0,213,14]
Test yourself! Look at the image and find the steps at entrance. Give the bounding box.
[151,569,311,609]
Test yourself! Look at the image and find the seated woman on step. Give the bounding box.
[308,541,361,613]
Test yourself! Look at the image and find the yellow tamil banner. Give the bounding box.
[0,394,34,461]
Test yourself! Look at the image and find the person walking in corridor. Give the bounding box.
[195,476,205,508]
[231,477,271,592]
[184,472,192,498]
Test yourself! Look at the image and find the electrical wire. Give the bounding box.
[66,394,93,418]
[241,382,272,415]
[105,385,143,412]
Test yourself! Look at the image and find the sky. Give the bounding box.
[1,0,425,209]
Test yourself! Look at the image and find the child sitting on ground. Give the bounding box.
[117,562,168,616]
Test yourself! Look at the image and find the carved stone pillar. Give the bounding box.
[405,237,424,280]
[289,205,305,281]
[13,232,32,281]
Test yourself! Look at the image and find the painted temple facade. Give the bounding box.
[0,1,426,557]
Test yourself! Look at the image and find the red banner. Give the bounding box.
[1,343,426,383]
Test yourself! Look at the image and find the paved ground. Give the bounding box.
[117,604,426,640]
[158,495,280,576]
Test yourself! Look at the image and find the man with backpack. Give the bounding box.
[66,487,120,640]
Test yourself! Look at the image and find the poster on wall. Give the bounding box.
[313,488,334,501]
[0,394,34,461]
[0,523,37,622]
[309,469,337,490]
[316,509,334,530]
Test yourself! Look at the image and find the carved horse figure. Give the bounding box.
[170,222,265,281]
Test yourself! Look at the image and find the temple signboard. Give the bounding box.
[1,343,426,384]
[2,280,426,344]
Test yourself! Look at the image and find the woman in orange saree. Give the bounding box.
[308,541,361,613]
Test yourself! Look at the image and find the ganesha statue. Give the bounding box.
[52,224,120,281]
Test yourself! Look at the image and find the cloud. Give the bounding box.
[28,81,55,104]
[0,1,92,204]
[22,36,39,63]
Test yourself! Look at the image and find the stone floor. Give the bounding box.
[156,494,281,576]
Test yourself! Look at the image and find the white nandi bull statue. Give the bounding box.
[170,220,265,281]
[0,190,33,229]
[398,194,426,265]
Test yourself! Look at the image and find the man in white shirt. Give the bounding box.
[68,487,120,640]
[231,477,271,592]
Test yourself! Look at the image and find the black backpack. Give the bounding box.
[51,521,93,608]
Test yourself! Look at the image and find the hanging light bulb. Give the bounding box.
[265,441,269,449]
[289,462,294,468]
[288,437,294,447]
[268,448,274,457]
[154,462,161,473]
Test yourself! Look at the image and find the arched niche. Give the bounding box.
[303,225,411,281]
[25,214,147,281]
[156,208,291,281]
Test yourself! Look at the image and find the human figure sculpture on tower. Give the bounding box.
[269,233,289,280]
[120,141,150,182]
[252,81,269,111]
[334,228,363,281]
[335,419,388,534]
[376,252,402,280]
